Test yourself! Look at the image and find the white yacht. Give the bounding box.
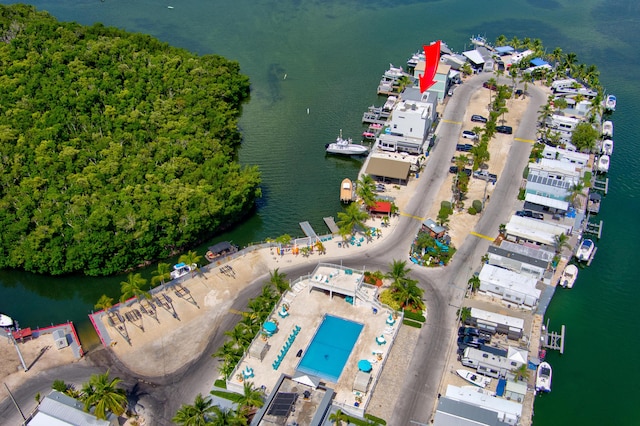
[597,155,610,173]
[0,313,14,328]
[536,362,552,393]
[325,131,368,156]
[602,139,614,156]
[602,120,613,137]
[170,262,195,280]
[604,94,616,111]
[576,239,595,262]
[456,369,492,388]
[559,264,579,289]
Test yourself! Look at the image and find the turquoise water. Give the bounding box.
[0,0,638,423]
[297,315,363,382]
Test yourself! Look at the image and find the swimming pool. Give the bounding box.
[297,315,363,383]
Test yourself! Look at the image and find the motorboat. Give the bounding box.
[559,264,579,289]
[597,155,610,173]
[604,94,616,111]
[325,130,369,156]
[340,178,354,203]
[456,369,492,388]
[535,361,552,393]
[0,313,14,328]
[576,239,595,262]
[362,131,376,139]
[602,139,614,156]
[170,262,195,280]
[602,120,613,137]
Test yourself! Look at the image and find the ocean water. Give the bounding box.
[1,0,638,423]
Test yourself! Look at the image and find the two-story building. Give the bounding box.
[526,158,583,201]
[478,264,541,308]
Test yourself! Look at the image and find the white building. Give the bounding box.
[478,264,541,307]
[505,215,572,247]
[27,391,117,426]
[526,158,583,201]
[439,384,523,425]
[469,307,525,340]
[541,145,590,168]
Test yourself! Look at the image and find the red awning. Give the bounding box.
[12,327,32,340]
[369,201,391,214]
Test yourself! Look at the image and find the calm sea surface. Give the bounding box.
[1,0,639,423]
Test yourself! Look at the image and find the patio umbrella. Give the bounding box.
[263,321,277,334]
[358,359,373,372]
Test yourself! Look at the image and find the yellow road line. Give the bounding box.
[470,231,494,241]
[514,137,535,144]
[400,212,424,221]
[441,119,462,125]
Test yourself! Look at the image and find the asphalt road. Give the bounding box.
[0,75,546,425]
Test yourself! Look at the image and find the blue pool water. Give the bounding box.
[297,315,363,383]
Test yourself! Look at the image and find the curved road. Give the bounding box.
[0,76,546,425]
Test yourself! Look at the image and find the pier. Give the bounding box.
[298,221,318,240]
[592,176,609,194]
[323,216,340,234]
[584,220,604,239]
[541,321,566,355]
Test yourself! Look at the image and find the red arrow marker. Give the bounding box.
[419,40,441,93]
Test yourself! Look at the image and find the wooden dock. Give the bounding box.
[323,217,340,234]
[585,220,604,239]
[592,176,609,194]
[299,221,318,239]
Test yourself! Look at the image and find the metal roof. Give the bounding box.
[365,157,411,181]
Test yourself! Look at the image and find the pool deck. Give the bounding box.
[227,266,401,414]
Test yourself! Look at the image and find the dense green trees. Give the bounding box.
[0,5,261,275]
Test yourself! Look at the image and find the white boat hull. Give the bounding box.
[576,239,595,262]
[559,264,579,289]
[0,313,14,328]
[536,361,552,393]
[597,155,610,173]
[602,120,613,137]
[456,369,491,388]
[602,140,614,156]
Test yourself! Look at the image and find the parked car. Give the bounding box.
[457,335,488,349]
[449,166,459,174]
[483,81,497,90]
[514,89,524,97]
[496,125,513,134]
[471,114,488,123]
[458,326,481,337]
[456,144,473,152]
[516,210,544,220]
[473,170,498,183]
[462,130,478,140]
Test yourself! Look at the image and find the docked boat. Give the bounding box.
[0,313,14,328]
[576,239,595,262]
[456,369,492,388]
[604,94,616,111]
[602,120,613,137]
[170,262,195,280]
[205,241,238,262]
[559,264,579,289]
[325,130,369,156]
[340,178,354,203]
[362,131,376,139]
[597,155,610,173]
[602,139,614,156]
[535,362,552,393]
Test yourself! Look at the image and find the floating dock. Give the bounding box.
[592,176,609,194]
[541,322,565,355]
[298,221,318,239]
[585,220,604,239]
[323,217,340,234]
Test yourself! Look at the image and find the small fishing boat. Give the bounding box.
[604,94,616,111]
[170,262,195,280]
[0,313,14,328]
[559,264,578,289]
[597,155,610,173]
[602,120,613,137]
[456,369,492,388]
[340,178,354,203]
[535,362,552,393]
[576,239,595,262]
[602,139,614,156]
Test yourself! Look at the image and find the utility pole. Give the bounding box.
[10,327,28,372]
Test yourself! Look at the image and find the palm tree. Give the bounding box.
[224,324,252,348]
[562,52,578,74]
[81,371,127,420]
[235,381,265,415]
[151,262,171,287]
[385,259,411,287]
[52,379,81,399]
[208,406,247,426]
[550,47,563,67]
[356,174,377,208]
[392,277,424,310]
[554,233,571,255]
[172,393,216,426]
[509,36,521,50]
[120,272,150,303]
[511,363,530,382]
[269,268,289,295]
[94,294,114,312]
[567,181,586,208]
[467,275,481,294]
[495,34,507,46]
[179,250,202,277]
[486,77,497,106]
[329,409,349,425]
[336,203,369,237]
